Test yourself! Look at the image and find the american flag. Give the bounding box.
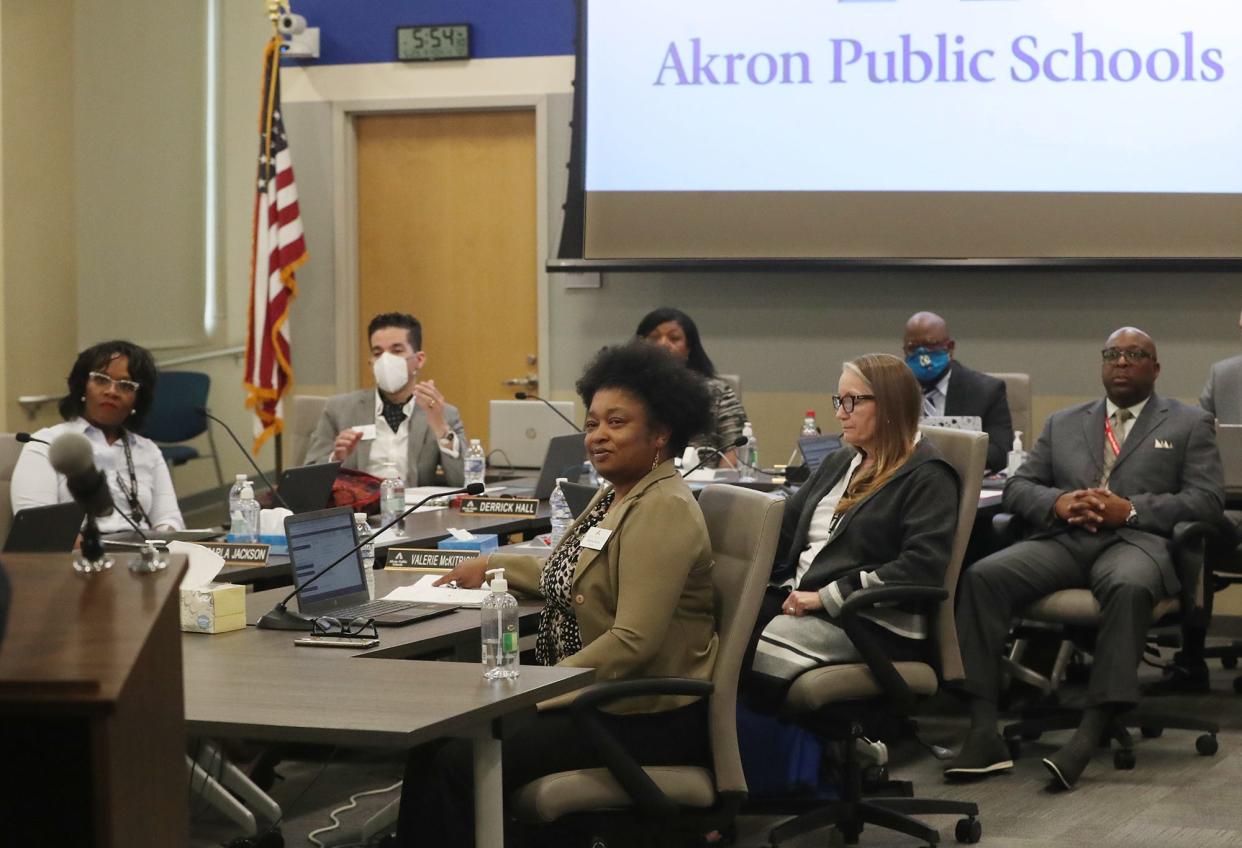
[245,36,306,453]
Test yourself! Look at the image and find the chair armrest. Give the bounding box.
[833,585,946,713]
[992,512,1027,545]
[1170,520,1218,559]
[1170,520,1221,620]
[837,585,948,617]
[568,677,714,820]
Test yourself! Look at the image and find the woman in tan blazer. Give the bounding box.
[396,342,718,848]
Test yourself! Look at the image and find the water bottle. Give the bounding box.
[1006,431,1027,477]
[739,421,758,482]
[801,410,819,437]
[226,473,248,531]
[228,483,260,543]
[464,438,486,489]
[379,463,405,527]
[481,567,519,680]
[549,478,573,550]
[354,512,376,599]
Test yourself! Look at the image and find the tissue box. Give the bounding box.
[437,533,498,555]
[180,582,247,634]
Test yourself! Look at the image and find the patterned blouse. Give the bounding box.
[688,376,748,468]
[535,489,616,666]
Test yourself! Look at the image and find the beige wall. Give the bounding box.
[0,1,78,434]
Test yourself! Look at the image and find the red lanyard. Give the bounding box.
[1104,415,1122,457]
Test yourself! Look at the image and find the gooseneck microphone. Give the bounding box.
[15,432,49,445]
[514,392,582,433]
[257,481,486,631]
[194,406,292,511]
[49,432,116,520]
[681,436,749,478]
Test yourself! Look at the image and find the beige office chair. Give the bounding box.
[510,484,784,843]
[988,372,1031,449]
[0,434,26,545]
[284,394,328,468]
[765,427,988,847]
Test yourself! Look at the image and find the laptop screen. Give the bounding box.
[798,435,843,471]
[286,508,366,608]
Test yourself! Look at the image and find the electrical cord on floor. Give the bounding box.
[306,780,403,848]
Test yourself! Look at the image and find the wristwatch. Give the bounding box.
[1125,503,1138,526]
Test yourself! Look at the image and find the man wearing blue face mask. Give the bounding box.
[305,312,467,486]
[903,311,1013,473]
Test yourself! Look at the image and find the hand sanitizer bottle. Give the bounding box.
[481,567,519,680]
[1006,432,1026,476]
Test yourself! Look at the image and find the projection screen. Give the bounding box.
[575,0,1242,262]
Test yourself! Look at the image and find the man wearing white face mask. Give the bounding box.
[305,312,467,486]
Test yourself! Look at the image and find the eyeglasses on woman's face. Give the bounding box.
[831,394,876,414]
[88,371,140,395]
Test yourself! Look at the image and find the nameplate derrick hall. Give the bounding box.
[202,542,270,565]
[385,548,476,570]
[458,497,540,516]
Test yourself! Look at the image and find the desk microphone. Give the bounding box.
[514,392,581,433]
[47,432,153,566]
[15,432,49,445]
[681,436,748,478]
[194,407,292,511]
[257,481,486,631]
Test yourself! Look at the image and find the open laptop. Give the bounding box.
[277,461,341,513]
[797,434,844,473]
[504,433,588,500]
[489,399,579,468]
[560,481,599,519]
[1218,424,1242,492]
[284,507,457,626]
[4,502,85,553]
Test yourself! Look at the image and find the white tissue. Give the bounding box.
[259,507,293,537]
[446,527,476,541]
[171,540,225,590]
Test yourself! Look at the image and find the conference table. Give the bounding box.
[184,568,589,847]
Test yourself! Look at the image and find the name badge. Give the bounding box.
[352,424,377,441]
[580,527,612,550]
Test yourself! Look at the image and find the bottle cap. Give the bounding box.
[235,473,247,483]
[354,512,368,522]
[806,410,815,417]
[485,567,507,593]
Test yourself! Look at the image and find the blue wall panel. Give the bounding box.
[286,0,576,64]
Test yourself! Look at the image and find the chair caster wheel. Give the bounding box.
[1006,738,1022,760]
[226,832,283,848]
[1113,749,1136,770]
[955,817,982,844]
[1222,655,1238,670]
[1196,734,1219,756]
[1140,726,1163,739]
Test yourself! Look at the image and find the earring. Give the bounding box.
[80,396,86,402]
[652,451,660,470]
[130,410,136,416]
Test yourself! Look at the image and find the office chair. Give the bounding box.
[1192,514,1242,692]
[507,484,784,846]
[763,427,988,848]
[987,372,1031,450]
[995,513,1221,770]
[138,370,224,485]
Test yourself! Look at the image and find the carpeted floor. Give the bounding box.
[190,652,1242,848]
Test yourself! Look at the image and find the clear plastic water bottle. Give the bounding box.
[739,421,758,482]
[354,512,376,599]
[228,483,260,543]
[549,478,573,550]
[801,410,819,437]
[464,438,486,489]
[482,567,519,680]
[379,463,405,527]
[226,473,248,531]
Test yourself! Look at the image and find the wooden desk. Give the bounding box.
[183,566,587,848]
[0,552,188,847]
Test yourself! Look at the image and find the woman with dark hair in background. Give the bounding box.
[11,340,184,533]
[395,342,717,848]
[636,307,748,468]
[745,353,960,707]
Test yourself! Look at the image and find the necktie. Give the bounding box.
[1099,408,1133,487]
[381,399,408,434]
[922,384,938,418]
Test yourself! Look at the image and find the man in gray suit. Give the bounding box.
[305,312,467,486]
[945,327,1224,789]
[1200,307,1242,423]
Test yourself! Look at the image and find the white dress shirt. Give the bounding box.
[11,418,185,533]
[784,451,865,589]
[921,369,952,418]
[367,393,459,484]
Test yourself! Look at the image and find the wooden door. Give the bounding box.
[355,110,538,450]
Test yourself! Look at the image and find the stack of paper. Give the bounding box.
[382,574,491,607]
